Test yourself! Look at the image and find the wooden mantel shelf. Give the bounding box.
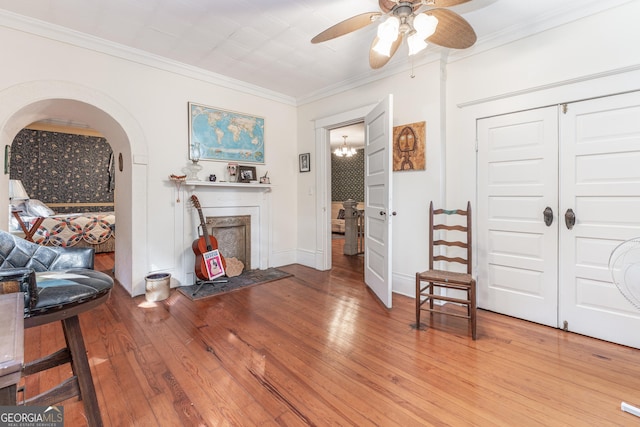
[185,180,272,190]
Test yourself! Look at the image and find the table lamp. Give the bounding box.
[9,179,29,202]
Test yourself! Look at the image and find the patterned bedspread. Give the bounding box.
[29,212,115,248]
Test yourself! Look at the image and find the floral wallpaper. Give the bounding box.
[10,129,114,214]
[331,149,364,202]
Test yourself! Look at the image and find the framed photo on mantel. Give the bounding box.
[238,165,257,183]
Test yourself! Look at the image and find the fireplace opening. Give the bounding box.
[206,215,251,270]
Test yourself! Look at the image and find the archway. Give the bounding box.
[0,81,148,295]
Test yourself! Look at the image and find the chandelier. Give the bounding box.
[334,135,357,157]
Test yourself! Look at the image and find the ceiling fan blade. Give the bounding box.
[311,12,381,44]
[369,35,402,69]
[380,0,425,13]
[381,0,470,13]
[378,0,396,13]
[431,0,472,7]
[425,9,476,49]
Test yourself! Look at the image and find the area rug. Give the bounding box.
[178,268,293,301]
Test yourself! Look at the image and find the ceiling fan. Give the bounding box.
[311,0,477,69]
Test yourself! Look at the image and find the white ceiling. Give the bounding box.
[0,0,631,105]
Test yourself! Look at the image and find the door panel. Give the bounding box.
[478,107,559,327]
[364,95,393,308]
[559,91,640,348]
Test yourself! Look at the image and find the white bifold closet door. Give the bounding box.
[478,91,640,349]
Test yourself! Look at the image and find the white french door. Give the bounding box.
[478,91,640,348]
[364,95,393,308]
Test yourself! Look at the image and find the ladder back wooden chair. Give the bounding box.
[415,201,477,340]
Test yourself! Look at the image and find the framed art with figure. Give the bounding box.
[299,153,310,172]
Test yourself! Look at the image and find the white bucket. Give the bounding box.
[145,272,171,302]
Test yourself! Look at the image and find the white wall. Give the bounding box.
[297,1,640,298]
[0,22,298,295]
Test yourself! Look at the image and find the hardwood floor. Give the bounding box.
[22,242,640,426]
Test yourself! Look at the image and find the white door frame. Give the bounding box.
[314,104,377,270]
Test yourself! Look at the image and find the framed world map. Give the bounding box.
[188,102,265,164]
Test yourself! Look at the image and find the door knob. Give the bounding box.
[565,208,576,230]
[543,207,553,227]
[379,211,386,216]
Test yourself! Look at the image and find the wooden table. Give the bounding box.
[0,292,24,405]
[11,210,44,242]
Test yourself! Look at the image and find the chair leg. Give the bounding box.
[470,281,477,340]
[62,315,103,427]
[428,282,434,311]
[415,274,421,326]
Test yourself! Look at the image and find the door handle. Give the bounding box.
[543,207,553,227]
[379,211,386,216]
[565,208,576,230]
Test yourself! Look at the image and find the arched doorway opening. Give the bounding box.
[0,81,148,295]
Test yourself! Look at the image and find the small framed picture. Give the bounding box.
[299,153,310,173]
[238,165,257,183]
[4,145,10,175]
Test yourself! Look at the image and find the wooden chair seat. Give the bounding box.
[417,269,473,286]
[415,202,477,339]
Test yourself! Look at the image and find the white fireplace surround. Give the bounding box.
[184,182,271,283]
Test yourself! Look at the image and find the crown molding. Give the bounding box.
[0,0,633,108]
[0,9,297,107]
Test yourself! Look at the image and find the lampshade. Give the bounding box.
[408,15,438,56]
[407,34,428,56]
[190,142,202,162]
[413,14,438,39]
[373,16,400,57]
[9,179,29,201]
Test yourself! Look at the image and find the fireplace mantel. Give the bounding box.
[186,180,272,191]
[180,179,272,285]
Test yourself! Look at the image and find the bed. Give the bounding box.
[11,211,115,253]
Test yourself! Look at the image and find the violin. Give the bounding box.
[190,195,227,280]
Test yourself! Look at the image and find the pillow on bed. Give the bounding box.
[10,201,27,213]
[24,199,55,217]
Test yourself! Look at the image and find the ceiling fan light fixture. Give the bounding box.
[311,1,476,70]
[374,16,400,57]
[372,38,395,57]
[413,14,439,39]
[377,16,400,42]
[407,33,428,56]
